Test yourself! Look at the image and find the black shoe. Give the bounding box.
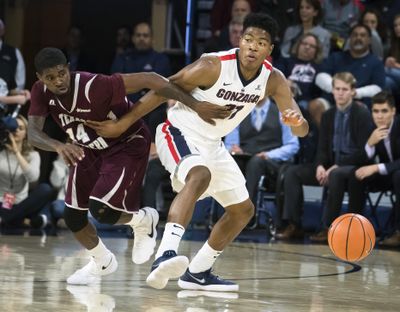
[178,268,239,292]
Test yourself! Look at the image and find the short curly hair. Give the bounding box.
[34,47,67,74]
[243,13,279,42]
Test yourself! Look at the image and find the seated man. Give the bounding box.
[347,91,400,247]
[224,97,299,207]
[276,72,374,241]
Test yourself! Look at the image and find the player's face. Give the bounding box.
[239,27,273,70]
[372,102,396,128]
[37,65,71,95]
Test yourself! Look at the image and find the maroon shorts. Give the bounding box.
[65,126,150,212]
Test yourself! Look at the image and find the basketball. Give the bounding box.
[328,213,375,262]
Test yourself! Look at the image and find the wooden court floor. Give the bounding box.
[0,230,399,312]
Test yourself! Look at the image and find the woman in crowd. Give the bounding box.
[280,0,331,59]
[0,115,53,228]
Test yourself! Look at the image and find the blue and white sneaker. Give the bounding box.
[178,269,239,292]
[146,250,189,289]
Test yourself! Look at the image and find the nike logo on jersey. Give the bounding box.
[102,256,113,270]
[223,82,232,86]
[49,99,56,106]
[187,271,206,284]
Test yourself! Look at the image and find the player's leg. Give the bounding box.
[178,149,252,291]
[146,122,211,289]
[64,152,118,285]
[89,130,159,264]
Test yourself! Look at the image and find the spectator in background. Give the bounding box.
[364,0,400,32]
[210,0,255,38]
[224,97,299,207]
[114,25,133,57]
[321,0,364,52]
[111,22,171,105]
[276,33,324,112]
[346,91,400,247]
[0,18,30,113]
[280,0,331,59]
[0,115,54,229]
[385,14,400,107]
[204,16,244,53]
[359,8,387,60]
[62,26,95,72]
[314,24,385,113]
[258,0,296,40]
[276,72,373,241]
[0,18,26,91]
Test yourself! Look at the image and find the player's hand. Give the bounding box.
[55,143,85,167]
[355,165,378,180]
[281,109,305,127]
[193,101,231,125]
[85,120,124,138]
[367,126,389,146]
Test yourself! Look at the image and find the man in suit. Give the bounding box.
[224,97,299,206]
[347,91,400,247]
[276,72,374,241]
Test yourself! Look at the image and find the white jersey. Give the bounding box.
[168,48,273,140]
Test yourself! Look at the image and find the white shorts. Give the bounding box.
[155,120,249,207]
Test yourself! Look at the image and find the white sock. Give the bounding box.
[188,241,222,273]
[155,222,185,258]
[126,209,146,227]
[88,238,110,260]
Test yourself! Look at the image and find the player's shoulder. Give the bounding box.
[31,80,48,97]
[203,48,238,62]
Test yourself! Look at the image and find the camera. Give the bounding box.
[0,104,20,150]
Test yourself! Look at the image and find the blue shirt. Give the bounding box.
[224,99,299,161]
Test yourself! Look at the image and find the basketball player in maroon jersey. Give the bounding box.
[27,47,229,285]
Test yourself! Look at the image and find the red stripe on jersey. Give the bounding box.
[263,60,273,71]
[219,54,236,61]
[163,120,180,164]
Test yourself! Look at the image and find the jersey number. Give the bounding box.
[66,124,90,143]
[225,104,244,120]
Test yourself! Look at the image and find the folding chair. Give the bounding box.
[366,188,395,235]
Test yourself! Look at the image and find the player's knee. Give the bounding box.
[64,207,88,232]
[89,199,121,225]
[244,200,255,220]
[186,166,211,191]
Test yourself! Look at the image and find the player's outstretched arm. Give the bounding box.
[266,68,309,137]
[86,57,230,138]
[28,116,84,166]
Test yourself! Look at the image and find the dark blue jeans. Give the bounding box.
[0,183,54,226]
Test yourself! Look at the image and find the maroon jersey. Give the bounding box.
[29,72,145,150]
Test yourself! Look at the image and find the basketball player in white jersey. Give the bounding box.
[87,13,309,292]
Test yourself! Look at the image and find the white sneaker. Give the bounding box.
[67,253,118,285]
[131,207,159,264]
